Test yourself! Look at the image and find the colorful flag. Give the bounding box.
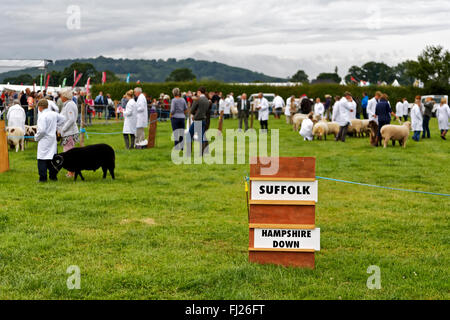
[39,74,43,90]
[351,76,357,83]
[62,78,67,88]
[73,73,83,88]
[86,77,91,96]
[74,70,77,83]
[45,74,50,90]
[126,73,130,83]
[102,72,106,84]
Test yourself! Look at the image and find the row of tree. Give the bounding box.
[290,45,450,91]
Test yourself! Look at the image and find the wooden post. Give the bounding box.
[0,120,10,173]
[248,157,320,269]
[114,100,118,121]
[147,113,158,148]
[80,103,85,147]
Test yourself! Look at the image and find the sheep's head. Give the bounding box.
[403,121,411,130]
[51,154,65,172]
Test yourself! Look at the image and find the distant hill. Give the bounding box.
[0,56,286,83]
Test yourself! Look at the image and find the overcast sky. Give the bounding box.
[2,0,450,79]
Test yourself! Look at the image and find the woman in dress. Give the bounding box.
[436,98,450,140]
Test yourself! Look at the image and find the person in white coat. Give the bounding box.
[256,93,269,133]
[436,98,450,140]
[34,99,65,182]
[332,92,354,142]
[367,91,382,124]
[314,98,325,119]
[59,89,79,178]
[402,98,410,121]
[123,90,137,149]
[395,99,404,119]
[46,97,60,113]
[273,94,285,119]
[6,100,26,132]
[299,112,314,141]
[285,96,295,124]
[411,97,423,142]
[224,94,232,119]
[134,87,148,145]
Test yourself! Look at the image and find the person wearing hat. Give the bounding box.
[332,92,354,142]
[34,99,66,182]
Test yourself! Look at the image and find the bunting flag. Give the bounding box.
[73,73,83,88]
[62,78,67,88]
[126,73,130,83]
[45,74,50,90]
[102,72,106,84]
[351,76,358,83]
[39,74,43,90]
[86,77,91,96]
[74,70,77,83]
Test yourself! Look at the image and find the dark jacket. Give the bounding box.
[191,96,210,121]
[375,99,392,123]
[424,102,434,118]
[237,99,250,117]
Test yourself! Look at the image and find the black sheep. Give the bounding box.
[51,144,115,181]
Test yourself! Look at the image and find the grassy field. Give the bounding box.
[0,116,448,300]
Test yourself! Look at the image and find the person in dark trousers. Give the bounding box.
[237,93,250,132]
[422,97,434,139]
[361,92,369,119]
[170,88,187,150]
[324,95,332,120]
[187,86,210,156]
[375,94,397,141]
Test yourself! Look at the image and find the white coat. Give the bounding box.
[285,97,292,116]
[436,104,450,130]
[48,100,60,113]
[6,104,26,132]
[367,97,378,124]
[219,98,226,113]
[224,97,232,115]
[299,118,314,141]
[257,97,269,121]
[60,100,79,137]
[411,104,423,132]
[395,102,404,117]
[332,98,352,127]
[348,100,357,119]
[273,96,285,110]
[403,101,410,116]
[35,108,66,160]
[123,99,137,134]
[136,93,148,128]
[314,103,325,118]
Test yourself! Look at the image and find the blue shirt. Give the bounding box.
[362,96,369,109]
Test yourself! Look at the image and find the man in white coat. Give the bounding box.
[224,94,232,119]
[436,98,450,140]
[134,87,148,145]
[313,98,325,119]
[256,93,269,133]
[34,99,65,182]
[402,98,410,121]
[411,98,423,142]
[332,92,354,142]
[395,99,404,120]
[367,91,382,124]
[6,100,26,132]
[299,112,314,141]
[273,94,285,119]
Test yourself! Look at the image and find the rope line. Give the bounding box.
[316,176,450,197]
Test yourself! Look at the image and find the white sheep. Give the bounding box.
[6,127,25,152]
[312,121,329,140]
[292,114,308,132]
[326,122,340,138]
[380,122,411,148]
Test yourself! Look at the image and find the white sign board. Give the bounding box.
[251,180,318,202]
[254,228,320,251]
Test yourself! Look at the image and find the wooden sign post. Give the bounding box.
[249,157,320,269]
[147,112,158,148]
[0,120,10,173]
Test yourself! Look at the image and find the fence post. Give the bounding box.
[0,120,10,173]
[147,113,158,148]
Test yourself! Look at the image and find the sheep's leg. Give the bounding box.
[74,172,78,181]
[392,140,396,147]
[79,171,85,181]
[21,139,24,151]
[15,143,19,153]
[102,167,107,179]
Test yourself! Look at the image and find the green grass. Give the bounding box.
[0,116,448,300]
